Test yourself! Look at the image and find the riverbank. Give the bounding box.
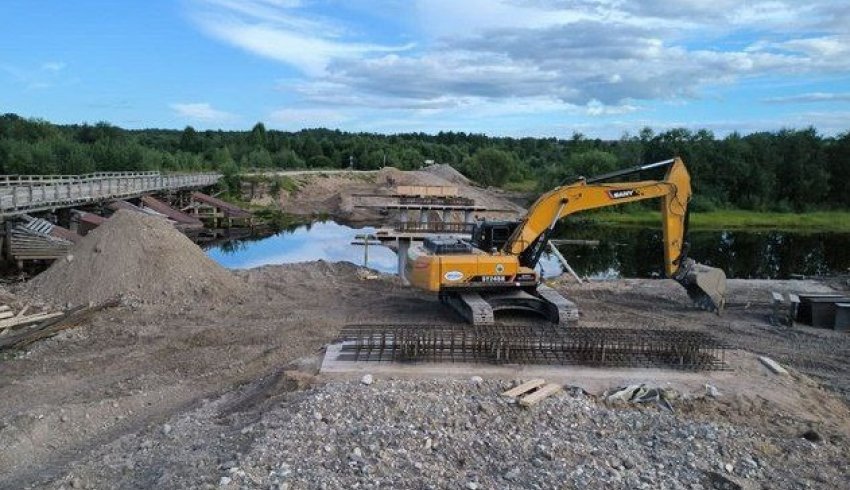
[590,210,850,232]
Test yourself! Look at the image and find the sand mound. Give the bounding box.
[29,210,245,307]
[422,164,472,186]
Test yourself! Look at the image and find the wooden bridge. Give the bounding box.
[0,171,221,218]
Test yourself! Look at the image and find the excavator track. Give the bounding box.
[536,285,580,324]
[440,291,495,326]
[441,286,579,326]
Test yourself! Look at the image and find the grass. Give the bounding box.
[591,210,850,232]
[502,179,538,193]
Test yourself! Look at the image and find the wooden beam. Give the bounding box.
[519,383,562,407]
[502,378,545,398]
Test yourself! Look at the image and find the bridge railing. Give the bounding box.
[0,171,221,216]
[0,171,220,186]
[394,221,475,234]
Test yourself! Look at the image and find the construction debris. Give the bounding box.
[502,379,545,398]
[502,379,562,407]
[518,383,562,407]
[604,384,678,411]
[0,299,117,351]
[758,356,789,375]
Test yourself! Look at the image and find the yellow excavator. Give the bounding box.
[406,157,727,325]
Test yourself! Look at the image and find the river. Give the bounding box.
[205,221,850,279]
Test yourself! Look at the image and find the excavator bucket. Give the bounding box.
[674,259,727,313]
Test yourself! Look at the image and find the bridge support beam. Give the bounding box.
[397,239,410,285]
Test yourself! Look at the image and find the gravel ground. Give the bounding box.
[48,378,849,489]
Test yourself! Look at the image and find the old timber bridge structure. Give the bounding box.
[0,171,222,268]
[0,171,220,217]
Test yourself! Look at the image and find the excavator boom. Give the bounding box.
[504,157,726,312]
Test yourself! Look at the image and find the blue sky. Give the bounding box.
[1,0,849,138]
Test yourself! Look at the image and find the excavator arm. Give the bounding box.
[504,157,726,312]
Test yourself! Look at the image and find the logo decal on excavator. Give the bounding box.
[608,189,637,199]
[495,264,505,274]
[444,271,464,281]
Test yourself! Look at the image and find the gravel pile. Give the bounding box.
[63,378,847,489]
[28,210,246,307]
[422,164,473,186]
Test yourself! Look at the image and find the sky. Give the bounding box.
[1,0,849,138]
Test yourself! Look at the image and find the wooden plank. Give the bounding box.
[0,311,13,319]
[0,305,10,312]
[519,383,562,407]
[502,379,545,398]
[0,312,64,331]
[15,304,30,318]
[0,299,118,351]
[758,356,789,375]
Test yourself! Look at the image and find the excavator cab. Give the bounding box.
[470,220,518,252]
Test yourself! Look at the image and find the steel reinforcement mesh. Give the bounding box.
[336,324,729,371]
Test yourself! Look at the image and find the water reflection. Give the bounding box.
[206,221,397,272]
[546,225,850,279]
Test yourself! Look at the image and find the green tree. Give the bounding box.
[466,148,515,186]
[250,122,267,148]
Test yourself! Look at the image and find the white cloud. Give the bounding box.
[189,0,412,75]
[170,102,239,122]
[184,0,850,132]
[763,92,850,104]
[1,61,71,90]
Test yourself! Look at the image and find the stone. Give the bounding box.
[800,429,822,443]
[162,424,172,436]
[469,376,484,384]
[70,478,83,488]
[361,374,374,385]
[724,463,734,474]
[313,412,323,421]
[704,384,721,398]
[466,482,479,489]
[219,476,232,486]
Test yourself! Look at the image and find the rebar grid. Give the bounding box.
[336,324,728,371]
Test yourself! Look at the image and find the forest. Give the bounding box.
[1,112,848,212]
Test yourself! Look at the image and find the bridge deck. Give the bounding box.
[0,171,221,217]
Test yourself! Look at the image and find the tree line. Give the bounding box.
[1,113,848,211]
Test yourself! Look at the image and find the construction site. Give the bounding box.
[0,162,849,490]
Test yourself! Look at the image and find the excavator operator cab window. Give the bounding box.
[471,220,519,252]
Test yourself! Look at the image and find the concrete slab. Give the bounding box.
[320,341,735,393]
